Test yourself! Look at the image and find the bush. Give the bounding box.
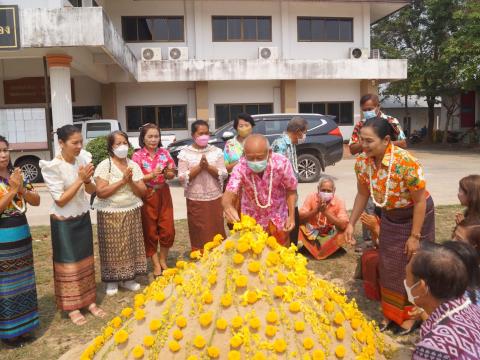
[85,136,135,167]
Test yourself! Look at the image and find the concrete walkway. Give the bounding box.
[26,149,480,226]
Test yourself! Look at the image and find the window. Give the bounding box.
[297,17,353,42]
[126,105,187,131]
[215,103,273,128]
[299,102,353,125]
[73,106,102,120]
[212,16,272,42]
[86,122,112,139]
[69,0,82,6]
[121,16,184,42]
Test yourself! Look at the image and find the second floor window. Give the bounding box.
[122,16,184,42]
[212,16,272,42]
[298,17,353,42]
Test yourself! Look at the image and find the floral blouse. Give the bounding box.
[223,137,244,170]
[354,143,426,210]
[271,134,298,177]
[0,176,32,218]
[132,147,175,187]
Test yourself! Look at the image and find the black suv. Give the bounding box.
[167,113,343,183]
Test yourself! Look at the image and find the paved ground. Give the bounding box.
[26,149,480,226]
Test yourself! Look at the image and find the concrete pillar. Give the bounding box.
[195,81,209,122]
[101,83,117,119]
[47,54,73,155]
[360,79,378,96]
[280,80,297,113]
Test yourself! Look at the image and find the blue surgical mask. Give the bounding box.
[247,159,268,173]
[363,110,377,120]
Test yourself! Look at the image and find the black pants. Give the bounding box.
[289,207,300,246]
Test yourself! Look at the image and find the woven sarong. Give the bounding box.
[97,208,147,282]
[50,212,96,311]
[187,198,226,252]
[0,215,39,339]
[298,224,345,260]
[379,196,435,325]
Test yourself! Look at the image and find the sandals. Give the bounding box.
[69,310,87,326]
[379,320,394,332]
[88,303,106,319]
[397,320,421,336]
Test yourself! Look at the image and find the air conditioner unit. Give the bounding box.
[258,47,278,60]
[141,47,162,61]
[349,47,369,59]
[370,49,381,59]
[168,47,189,60]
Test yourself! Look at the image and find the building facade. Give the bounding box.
[0,0,408,145]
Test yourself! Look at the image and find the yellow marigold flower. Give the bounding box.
[190,250,202,259]
[207,346,220,358]
[246,290,258,304]
[324,301,335,313]
[266,236,278,249]
[273,338,287,353]
[163,268,177,277]
[149,319,161,332]
[173,275,183,285]
[248,261,261,274]
[134,308,146,321]
[237,241,250,253]
[154,291,165,303]
[231,315,243,329]
[93,335,104,349]
[289,301,301,313]
[169,340,181,352]
[253,352,266,360]
[187,356,199,360]
[228,350,241,360]
[208,273,217,285]
[273,286,284,298]
[202,291,214,304]
[335,345,346,358]
[334,312,345,325]
[143,335,155,347]
[303,354,311,360]
[172,329,183,340]
[111,316,122,329]
[113,329,128,345]
[312,349,326,360]
[103,327,114,340]
[313,289,324,301]
[176,316,187,328]
[134,294,145,308]
[266,310,278,324]
[265,325,277,337]
[121,307,133,318]
[266,251,280,266]
[199,311,213,327]
[303,337,315,350]
[216,317,228,330]
[336,327,346,340]
[213,233,224,244]
[233,253,245,265]
[230,334,243,348]
[251,242,265,255]
[249,316,261,330]
[193,335,206,349]
[176,260,187,269]
[351,318,361,330]
[356,331,366,343]
[204,241,216,251]
[132,345,144,358]
[294,320,305,332]
[277,272,287,284]
[224,239,235,250]
[221,293,233,307]
[235,275,248,288]
[295,274,308,287]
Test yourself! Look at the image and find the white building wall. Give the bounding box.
[72,76,101,106]
[0,0,65,9]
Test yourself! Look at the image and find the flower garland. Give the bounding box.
[368,144,395,208]
[251,161,273,209]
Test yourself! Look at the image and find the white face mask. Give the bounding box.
[297,133,307,144]
[113,144,129,159]
[403,279,420,305]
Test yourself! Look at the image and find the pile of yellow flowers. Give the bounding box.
[81,215,388,360]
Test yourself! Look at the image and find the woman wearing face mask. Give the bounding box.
[93,131,147,296]
[224,113,255,173]
[40,125,105,325]
[178,120,227,252]
[345,117,435,335]
[298,176,349,259]
[132,124,176,278]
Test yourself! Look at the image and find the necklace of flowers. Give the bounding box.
[251,159,273,209]
[368,144,395,208]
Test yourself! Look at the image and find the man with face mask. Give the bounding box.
[222,134,298,246]
[297,176,349,259]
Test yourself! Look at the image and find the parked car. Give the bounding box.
[167,113,343,183]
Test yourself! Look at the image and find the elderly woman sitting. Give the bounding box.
[408,243,480,359]
[298,176,348,259]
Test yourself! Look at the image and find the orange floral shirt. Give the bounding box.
[354,143,426,210]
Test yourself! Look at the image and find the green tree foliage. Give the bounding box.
[85,136,134,167]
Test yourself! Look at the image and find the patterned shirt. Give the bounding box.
[413,297,480,360]
[271,134,298,177]
[354,143,426,210]
[224,137,244,169]
[0,176,32,218]
[132,147,175,187]
[299,193,348,234]
[226,152,298,229]
[348,112,406,146]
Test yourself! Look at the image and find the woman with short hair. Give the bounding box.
[93,130,147,296]
[224,113,255,173]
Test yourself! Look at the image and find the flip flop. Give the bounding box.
[88,304,106,319]
[69,310,87,326]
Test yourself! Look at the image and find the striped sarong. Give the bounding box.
[0,215,39,339]
[379,196,435,325]
[50,212,96,311]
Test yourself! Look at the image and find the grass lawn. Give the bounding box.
[1,205,461,360]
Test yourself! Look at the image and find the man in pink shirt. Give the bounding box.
[223,134,298,246]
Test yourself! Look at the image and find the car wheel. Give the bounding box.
[17,158,42,183]
[297,153,321,183]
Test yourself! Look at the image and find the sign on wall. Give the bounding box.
[0,5,20,50]
[4,77,76,104]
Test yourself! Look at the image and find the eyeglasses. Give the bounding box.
[0,149,10,154]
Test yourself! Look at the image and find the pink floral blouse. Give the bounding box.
[226,153,298,230]
[132,147,175,187]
